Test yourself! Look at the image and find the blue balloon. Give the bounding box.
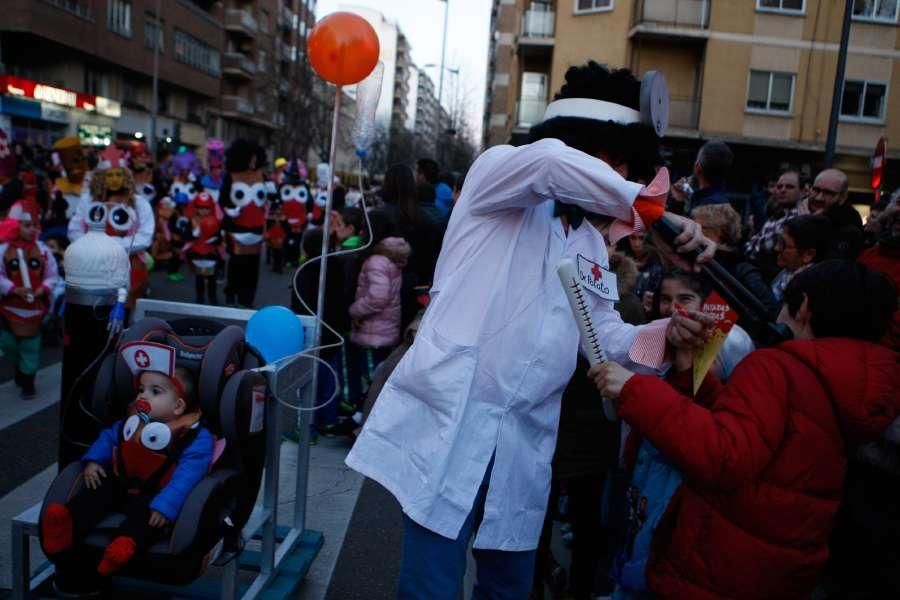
[246,306,305,363]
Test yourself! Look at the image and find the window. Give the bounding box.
[157,91,169,115]
[84,69,105,96]
[107,0,132,37]
[45,0,93,20]
[746,70,794,113]
[122,79,142,108]
[258,49,267,71]
[174,30,220,76]
[518,72,548,126]
[852,0,899,22]
[840,80,887,121]
[575,0,613,14]
[187,97,205,124]
[144,17,164,52]
[757,0,804,13]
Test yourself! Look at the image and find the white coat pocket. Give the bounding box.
[390,329,477,428]
[365,329,477,481]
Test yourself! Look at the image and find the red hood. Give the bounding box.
[778,338,900,444]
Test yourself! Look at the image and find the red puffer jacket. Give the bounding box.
[618,338,900,600]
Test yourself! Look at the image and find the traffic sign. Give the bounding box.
[872,136,887,190]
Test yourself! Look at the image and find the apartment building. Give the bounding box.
[219,0,317,145]
[410,68,451,157]
[0,0,317,154]
[341,5,413,140]
[484,0,900,196]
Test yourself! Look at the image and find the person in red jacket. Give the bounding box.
[858,196,899,350]
[589,260,899,600]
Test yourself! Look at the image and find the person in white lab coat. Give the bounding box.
[346,62,715,599]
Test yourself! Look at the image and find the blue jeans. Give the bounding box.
[398,459,537,600]
[312,347,343,427]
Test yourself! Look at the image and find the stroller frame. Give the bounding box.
[11,298,323,600]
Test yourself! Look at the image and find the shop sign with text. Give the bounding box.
[0,75,121,118]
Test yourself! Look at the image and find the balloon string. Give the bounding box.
[278,161,376,413]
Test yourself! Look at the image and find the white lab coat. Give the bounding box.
[346,138,664,551]
[68,195,155,255]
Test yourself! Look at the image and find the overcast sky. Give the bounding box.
[316,0,491,144]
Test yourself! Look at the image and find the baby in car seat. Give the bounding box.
[41,340,214,581]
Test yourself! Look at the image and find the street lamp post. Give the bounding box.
[436,0,449,160]
[423,63,459,161]
[150,0,161,159]
[824,0,853,168]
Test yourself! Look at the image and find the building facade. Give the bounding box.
[340,5,412,139]
[412,67,450,157]
[0,0,317,156]
[484,0,900,197]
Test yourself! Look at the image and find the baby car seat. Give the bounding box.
[39,317,267,584]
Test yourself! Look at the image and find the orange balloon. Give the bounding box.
[307,12,380,86]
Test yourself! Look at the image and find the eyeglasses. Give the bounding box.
[811,185,841,197]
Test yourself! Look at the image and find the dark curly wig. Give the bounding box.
[529,61,662,184]
[224,139,267,173]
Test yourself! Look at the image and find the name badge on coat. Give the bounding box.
[576,254,619,302]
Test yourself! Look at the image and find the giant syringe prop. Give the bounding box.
[557,258,617,421]
[17,248,34,303]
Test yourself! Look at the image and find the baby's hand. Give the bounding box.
[148,511,170,528]
[83,462,107,490]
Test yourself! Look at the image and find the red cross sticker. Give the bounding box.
[134,349,150,369]
[591,263,603,281]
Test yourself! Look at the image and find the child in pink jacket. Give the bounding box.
[348,235,411,415]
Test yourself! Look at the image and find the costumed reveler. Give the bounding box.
[0,211,59,399]
[311,163,330,226]
[201,139,225,202]
[182,191,224,305]
[220,139,268,308]
[264,193,286,274]
[346,62,714,598]
[0,121,16,192]
[150,196,178,278]
[39,341,213,588]
[168,150,202,208]
[277,158,311,268]
[68,144,155,308]
[7,169,43,225]
[50,136,88,221]
[127,141,156,206]
[164,150,203,282]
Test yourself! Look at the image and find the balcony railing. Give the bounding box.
[43,0,93,20]
[634,0,709,29]
[222,52,257,78]
[669,96,700,129]
[225,9,258,37]
[517,98,547,128]
[521,9,555,38]
[222,95,254,115]
[279,5,295,32]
